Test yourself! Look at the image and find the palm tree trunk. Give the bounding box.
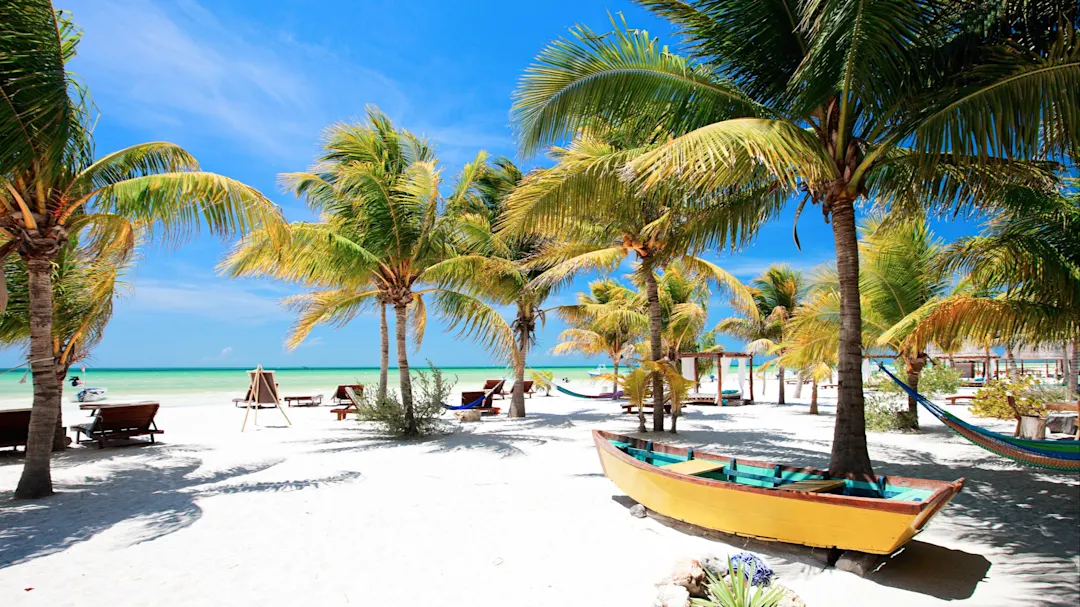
[15,258,62,499]
[828,201,874,478]
[611,359,620,400]
[905,355,928,430]
[1067,340,1078,402]
[378,302,389,401]
[393,302,415,436]
[810,379,819,415]
[777,365,786,405]
[508,315,528,418]
[643,268,665,432]
[53,369,69,451]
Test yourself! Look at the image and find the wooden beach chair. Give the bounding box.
[332,386,364,421]
[333,384,364,405]
[239,366,292,431]
[72,403,163,449]
[483,379,506,399]
[460,390,500,415]
[0,408,32,451]
[522,380,535,398]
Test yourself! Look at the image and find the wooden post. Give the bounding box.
[749,355,754,402]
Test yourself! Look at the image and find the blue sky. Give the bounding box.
[0,0,983,369]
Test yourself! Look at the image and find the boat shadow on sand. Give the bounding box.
[604,427,1077,605]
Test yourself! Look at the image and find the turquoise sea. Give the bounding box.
[0,366,613,401]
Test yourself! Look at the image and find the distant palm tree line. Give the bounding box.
[2,0,1076,499]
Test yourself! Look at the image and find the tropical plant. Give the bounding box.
[511,2,1076,476]
[529,369,555,396]
[970,375,1050,436]
[221,108,515,436]
[553,279,642,398]
[653,360,694,434]
[443,156,558,418]
[896,183,1080,400]
[502,127,757,433]
[1,2,285,498]
[621,366,653,432]
[770,290,840,415]
[693,558,785,607]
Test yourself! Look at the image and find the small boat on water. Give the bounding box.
[74,387,108,403]
[588,364,608,377]
[593,430,964,555]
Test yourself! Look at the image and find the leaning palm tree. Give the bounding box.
[442,156,558,418]
[503,127,758,432]
[893,183,1080,399]
[553,279,643,398]
[1,236,131,448]
[1,3,285,498]
[512,3,1075,475]
[222,109,515,435]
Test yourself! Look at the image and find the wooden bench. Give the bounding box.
[332,387,363,420]
[662,459,727,476]
[944,394,975,405]
[0,408,32,451]
[778,479,846,493]
[72,403,163,449]
[284,394,323,407]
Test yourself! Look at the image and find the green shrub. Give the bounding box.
[867,362,960,397]
[970,375,1047,420]
[865,391,918,432]
[357,363,455,437]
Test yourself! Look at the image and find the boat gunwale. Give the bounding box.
[594,430,964,516]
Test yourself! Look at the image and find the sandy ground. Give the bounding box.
[0,379,1077,607]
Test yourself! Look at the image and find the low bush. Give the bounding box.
[970,375,1047,420]
[357,363,455,437]
[864,391,919,432]
[867,362,960,397]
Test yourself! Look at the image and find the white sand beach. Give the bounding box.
[1,381,1077,607]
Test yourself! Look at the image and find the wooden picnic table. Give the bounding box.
[284,395,323,407]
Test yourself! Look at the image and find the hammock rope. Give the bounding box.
[876,364,1080,471]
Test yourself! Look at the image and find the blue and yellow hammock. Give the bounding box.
[878,364,1080,472]
[556,385,625,400]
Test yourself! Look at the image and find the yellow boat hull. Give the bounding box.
[594,431,963,555]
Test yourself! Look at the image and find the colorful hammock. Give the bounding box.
[556,385,625,400]
[877,364,1080,471]
[442,386,499,411]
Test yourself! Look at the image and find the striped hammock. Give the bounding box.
[877,364,1080,472]
[556,385,625,400]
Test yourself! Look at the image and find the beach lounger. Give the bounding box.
[284,394,324,407]
[522,380,535,398]
[332,387,363,420]
[72,402,163,449]
[0,408,32,451]
[483,379,506,400]
[333,384,364,405]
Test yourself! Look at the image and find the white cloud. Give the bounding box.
[202,346,234,362]
[120,278,290,324]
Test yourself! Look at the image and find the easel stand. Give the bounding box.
[241,365,292,431]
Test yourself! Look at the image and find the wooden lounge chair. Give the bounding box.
[483,379,506,400]
[460,390,500,415]
[72,403,163,449]
[284,394,324,407]
[0,408,32,451]
[332,387,363,421]
[522,380,535,398]
[238,366,292,431]
[333,384,364,405]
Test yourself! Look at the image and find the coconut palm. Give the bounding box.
[443,157,559,418]
[894,183,1080,399]
[772,290,842,415]
[503,128,758,432]
[511,2,1075,475]
[1,3,285,498]
[553,279,642,398]
[0,236,130,448]
[222,109,515,435]
[621,366,653,433]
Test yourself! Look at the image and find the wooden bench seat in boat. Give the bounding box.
[662,459,727,476]
[778,479,846,493]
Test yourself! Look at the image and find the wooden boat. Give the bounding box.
[593,430,964,555]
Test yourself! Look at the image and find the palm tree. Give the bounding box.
[750,266,806,404]
[503,128,757,432]
[222,109,515,435]
[773,290,842,415]
[894,183,1080,399]
[443,157,558,418]
[553,279,642,398]
[1,236,130,448]
[511,3,1075,475]
[1,4,285,498]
